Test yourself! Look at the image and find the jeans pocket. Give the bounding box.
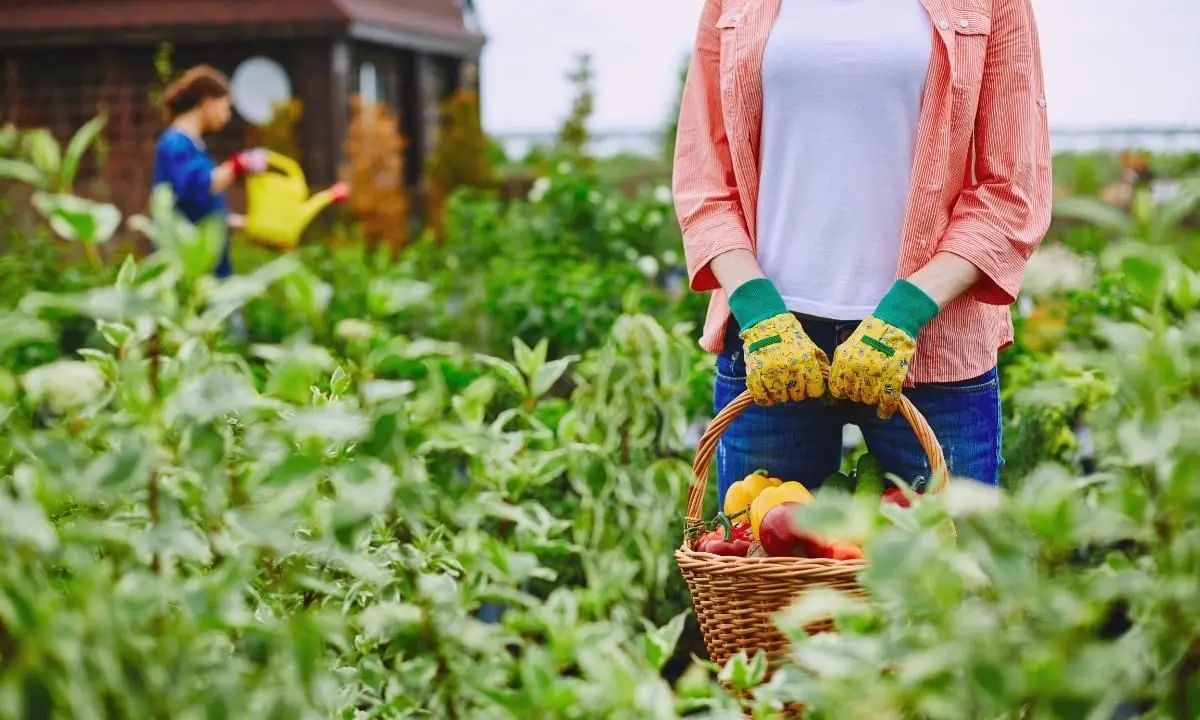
[715,348,746,381]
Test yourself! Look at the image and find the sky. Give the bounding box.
[473,0,1200,135]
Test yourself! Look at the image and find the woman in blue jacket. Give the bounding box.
[152,64,266,278]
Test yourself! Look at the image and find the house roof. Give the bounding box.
[0,0,484,55]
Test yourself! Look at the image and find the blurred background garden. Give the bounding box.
[3,1,1200,718]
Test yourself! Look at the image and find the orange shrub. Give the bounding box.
[342,95,409,257]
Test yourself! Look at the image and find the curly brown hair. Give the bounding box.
[161,65,230,122]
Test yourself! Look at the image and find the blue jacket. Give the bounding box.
[151,128,232,277]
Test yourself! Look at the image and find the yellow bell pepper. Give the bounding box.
[750,481,815,539]
[722,469,781,520]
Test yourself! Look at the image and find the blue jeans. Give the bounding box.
[714,316,1002,502]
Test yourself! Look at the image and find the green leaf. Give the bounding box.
[114,254,138,289]
[290,614,324,693]
[365,278,433,317]
[177,215,226,279]
[280,266,333,319]
[360,602,424,641]
[31,191,121,244]
[59,114,106,191]
[24,129,61,181]
[0,496,57,551]
[530,356,575,399]
[0,311,54,356]
[204,255,303,310]
[512,337,538,378]
[475,354,527,396]
[286,405,370,444]
[776,588,867,631]
[1149,178,1200,242]
[165,369,260,425]
[718,651,768,690]
[329,365,352,397]
[0,158,43,187]
[360,379,416,404]
[20,285,162,322]
[641,611,687,671]
[1052,195,1134,236]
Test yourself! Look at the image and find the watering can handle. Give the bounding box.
[263,150,304,181]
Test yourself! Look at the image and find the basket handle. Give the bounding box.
[684,387,949,525]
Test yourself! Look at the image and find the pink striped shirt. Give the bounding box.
[672,0,1052,382]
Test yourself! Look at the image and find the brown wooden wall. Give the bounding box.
[348,42,463,191]
[0,40,333,218]
[1,38,471,225]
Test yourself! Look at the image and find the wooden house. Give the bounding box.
[0,0,485,216]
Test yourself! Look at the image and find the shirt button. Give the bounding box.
[958,18,969,28]
[731,12,741,21]
[938,19,949,30]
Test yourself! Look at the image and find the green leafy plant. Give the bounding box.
[0,115,116,267]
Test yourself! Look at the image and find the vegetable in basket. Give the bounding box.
[749,482,814,539]
[722,469,781,519]
[882,486,918,508]
[693,522,753,557]
[757,502,865,560]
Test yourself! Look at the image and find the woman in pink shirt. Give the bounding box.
[673,0,1051,499]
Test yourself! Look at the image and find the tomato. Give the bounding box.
[694,522,753,557]
[827,541,865,561]
[749,482,815,539]
[757,502,825,558]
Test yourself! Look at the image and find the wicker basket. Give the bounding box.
[675,389,949,670]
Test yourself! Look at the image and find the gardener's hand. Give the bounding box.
[229,148,269,178]
[729,278,828,406]
[829,280,939,419]
[741,314,829,405]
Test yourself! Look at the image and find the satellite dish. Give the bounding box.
[230,56,292,126]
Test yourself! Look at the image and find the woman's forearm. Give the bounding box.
[905,252,982,308]
[709,249,766,294]
[210,161,236,193]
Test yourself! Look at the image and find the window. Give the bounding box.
[359,62,379,106]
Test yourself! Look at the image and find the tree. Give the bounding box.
[342,96,409,258]
[556,54,595,159]
[424,74,494,240]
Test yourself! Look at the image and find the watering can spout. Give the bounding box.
[297,181,350,232]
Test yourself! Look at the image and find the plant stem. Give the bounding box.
[148,322,162,572]
[1172,638,1200,719]
[84,242,103,270]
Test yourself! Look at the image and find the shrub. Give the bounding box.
[424,86,494,240]
[342,96,409,257]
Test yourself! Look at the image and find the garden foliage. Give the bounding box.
[4,114,1200,718]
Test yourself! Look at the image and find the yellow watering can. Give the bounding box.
[244,150,349,250]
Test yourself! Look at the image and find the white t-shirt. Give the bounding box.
[755,0,932,320]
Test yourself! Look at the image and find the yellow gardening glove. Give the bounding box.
[729,278,829,406]
[829,280,939,419]
[741,313,830,405]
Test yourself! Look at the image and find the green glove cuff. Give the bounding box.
[729,278,788,332]
[873,280,939,339]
